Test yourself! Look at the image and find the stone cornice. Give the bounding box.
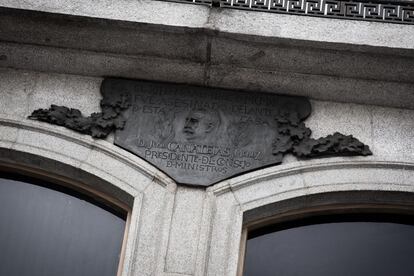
[0,5,413,109]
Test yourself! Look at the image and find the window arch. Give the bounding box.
[0,171,130,276]
[240,191,414,276]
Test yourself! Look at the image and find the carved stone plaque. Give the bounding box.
[101,78,312,186]
[29,78,372,187]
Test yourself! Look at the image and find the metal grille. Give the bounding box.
[162,0,213,5]
[159,0,414,24]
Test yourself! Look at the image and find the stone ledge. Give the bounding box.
[0,5,413,109]
[1,0,413,49]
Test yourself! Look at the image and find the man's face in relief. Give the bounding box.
[183,109,219,142]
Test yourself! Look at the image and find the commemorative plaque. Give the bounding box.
[29,78,372,187]
[101,78,371,186]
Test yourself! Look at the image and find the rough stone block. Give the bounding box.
[0,68,31,118]
[231,170,305,205]
[165,186,205,275]
[372,107,414,159]
[81,149,152,192]
[28,73,102,116]
[0,124,18,146]
[15,127,91,166]
[206,191,242,276]
[306,100,373,146]
[131,182,175,276]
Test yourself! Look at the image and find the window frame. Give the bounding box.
[237,191,414,276]
[0,163,132,276]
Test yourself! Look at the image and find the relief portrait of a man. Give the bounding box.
[182,108,221,143]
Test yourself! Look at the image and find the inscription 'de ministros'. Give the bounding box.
[29,78,372,187]
[101,79,371,186]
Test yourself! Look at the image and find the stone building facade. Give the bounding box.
[0,1,413,276]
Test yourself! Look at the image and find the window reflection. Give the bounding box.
[0,174,126,276]
[244,215,414,276]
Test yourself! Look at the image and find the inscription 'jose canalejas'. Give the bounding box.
[29,78,372,187]
[101,78,372,186]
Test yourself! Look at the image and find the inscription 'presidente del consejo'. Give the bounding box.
[29,78,372,186]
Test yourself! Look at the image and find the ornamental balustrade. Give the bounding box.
[159,0,414,24]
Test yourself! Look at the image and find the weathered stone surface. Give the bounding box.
[165,187,205,274]
[1,5,413,110]
[1,67,413,276]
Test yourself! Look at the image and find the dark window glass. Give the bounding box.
[0,174,126,276]
[244,215,414,276]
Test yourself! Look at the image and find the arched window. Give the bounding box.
[0,172,128,276]
[241,192,414,276]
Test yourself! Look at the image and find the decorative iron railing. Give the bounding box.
[160,0,414,24]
